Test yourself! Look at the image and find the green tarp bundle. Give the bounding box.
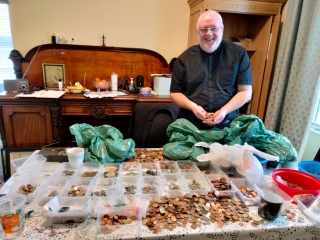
[163,115,297,163]
[69,123,135,163]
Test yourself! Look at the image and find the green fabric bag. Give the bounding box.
[163,115,297,163]
[69,123,135,163]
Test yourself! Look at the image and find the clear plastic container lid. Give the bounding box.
[295,194,320,228]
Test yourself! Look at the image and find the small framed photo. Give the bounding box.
[42,63,65,89]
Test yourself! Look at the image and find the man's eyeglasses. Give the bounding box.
[198,27,222,33]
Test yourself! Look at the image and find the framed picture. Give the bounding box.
[42,63,65,89]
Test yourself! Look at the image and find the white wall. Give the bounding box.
[8,0,190,63]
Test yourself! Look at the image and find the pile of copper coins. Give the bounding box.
[238,186,258,198]
[210,177,231,191]
[100,214,136,226]
[130,149,168,163]
[142,192,251,233]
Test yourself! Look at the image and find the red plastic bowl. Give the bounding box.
[272,169,320,198]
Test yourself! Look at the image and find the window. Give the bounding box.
[0,1,15,91]
[312,77,320,129]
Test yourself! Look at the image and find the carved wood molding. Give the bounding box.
[90,106,109,119]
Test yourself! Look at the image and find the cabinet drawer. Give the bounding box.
[61,103,134,117]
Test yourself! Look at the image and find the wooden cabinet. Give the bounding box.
[0,96,60,148]
[187,0,287,120]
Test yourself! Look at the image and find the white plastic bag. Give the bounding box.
[196,142,279,181]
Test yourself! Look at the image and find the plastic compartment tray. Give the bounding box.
[158,161,180,174]
[231,178,260,206]
[220,166,245,179]
[97,206,141,238]
[184,172,211,196]
[92,178,120,199]
[31,176,69,215]
[55,162,80,178]
[100,163,120,178]
[120,162,141,177]
[15,151,46,175]
[295,194,320,228]
[59,177,96,198]
[116,176,139,201]
[162,173,188,197]
[255,180,293,209]
[45,196,91,223]
[199,162,222,175]
[177,160,200,173]
[206,174,236,198]
[40,162,60,177]
[79,162,101,178]
[140,163,161,177]
[140,176,163,201]
[9,175,46,204]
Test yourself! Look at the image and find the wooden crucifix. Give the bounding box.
[102,35,106,47]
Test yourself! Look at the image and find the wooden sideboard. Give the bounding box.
[1,44,172,180]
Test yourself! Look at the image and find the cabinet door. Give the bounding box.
[2,105,54,148]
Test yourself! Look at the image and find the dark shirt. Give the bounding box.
[170,40,253,129]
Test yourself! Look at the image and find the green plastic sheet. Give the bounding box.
[69,123,135,163]
[163,115,297,163]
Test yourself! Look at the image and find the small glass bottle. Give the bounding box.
[71,38,75,44]
[58,79,63,90]
[111,72,118,91]
[129,78,135,93]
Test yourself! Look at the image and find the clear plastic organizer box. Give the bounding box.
[45,196,91,224]
[231,178,260,206]
[295,194,320,228]
[97,205,141,238]
[158,161,180,174]
[78,162,101,178]
[31,176,69,215]
[55,162,81,178]
[206,174,237,198]
[139,176,163,201]
[9,174,46,204]
[162,173,188,198]
[115,176,139,201]
[58,177,96,198]
[184,172,211,196]
[140,162,161,177]
[177,160,200,174]
[99,163,120,178]
[120,162,141,177]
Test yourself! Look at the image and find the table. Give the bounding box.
[0,151,319,240]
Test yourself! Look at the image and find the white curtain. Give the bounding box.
[264,0,320,154]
